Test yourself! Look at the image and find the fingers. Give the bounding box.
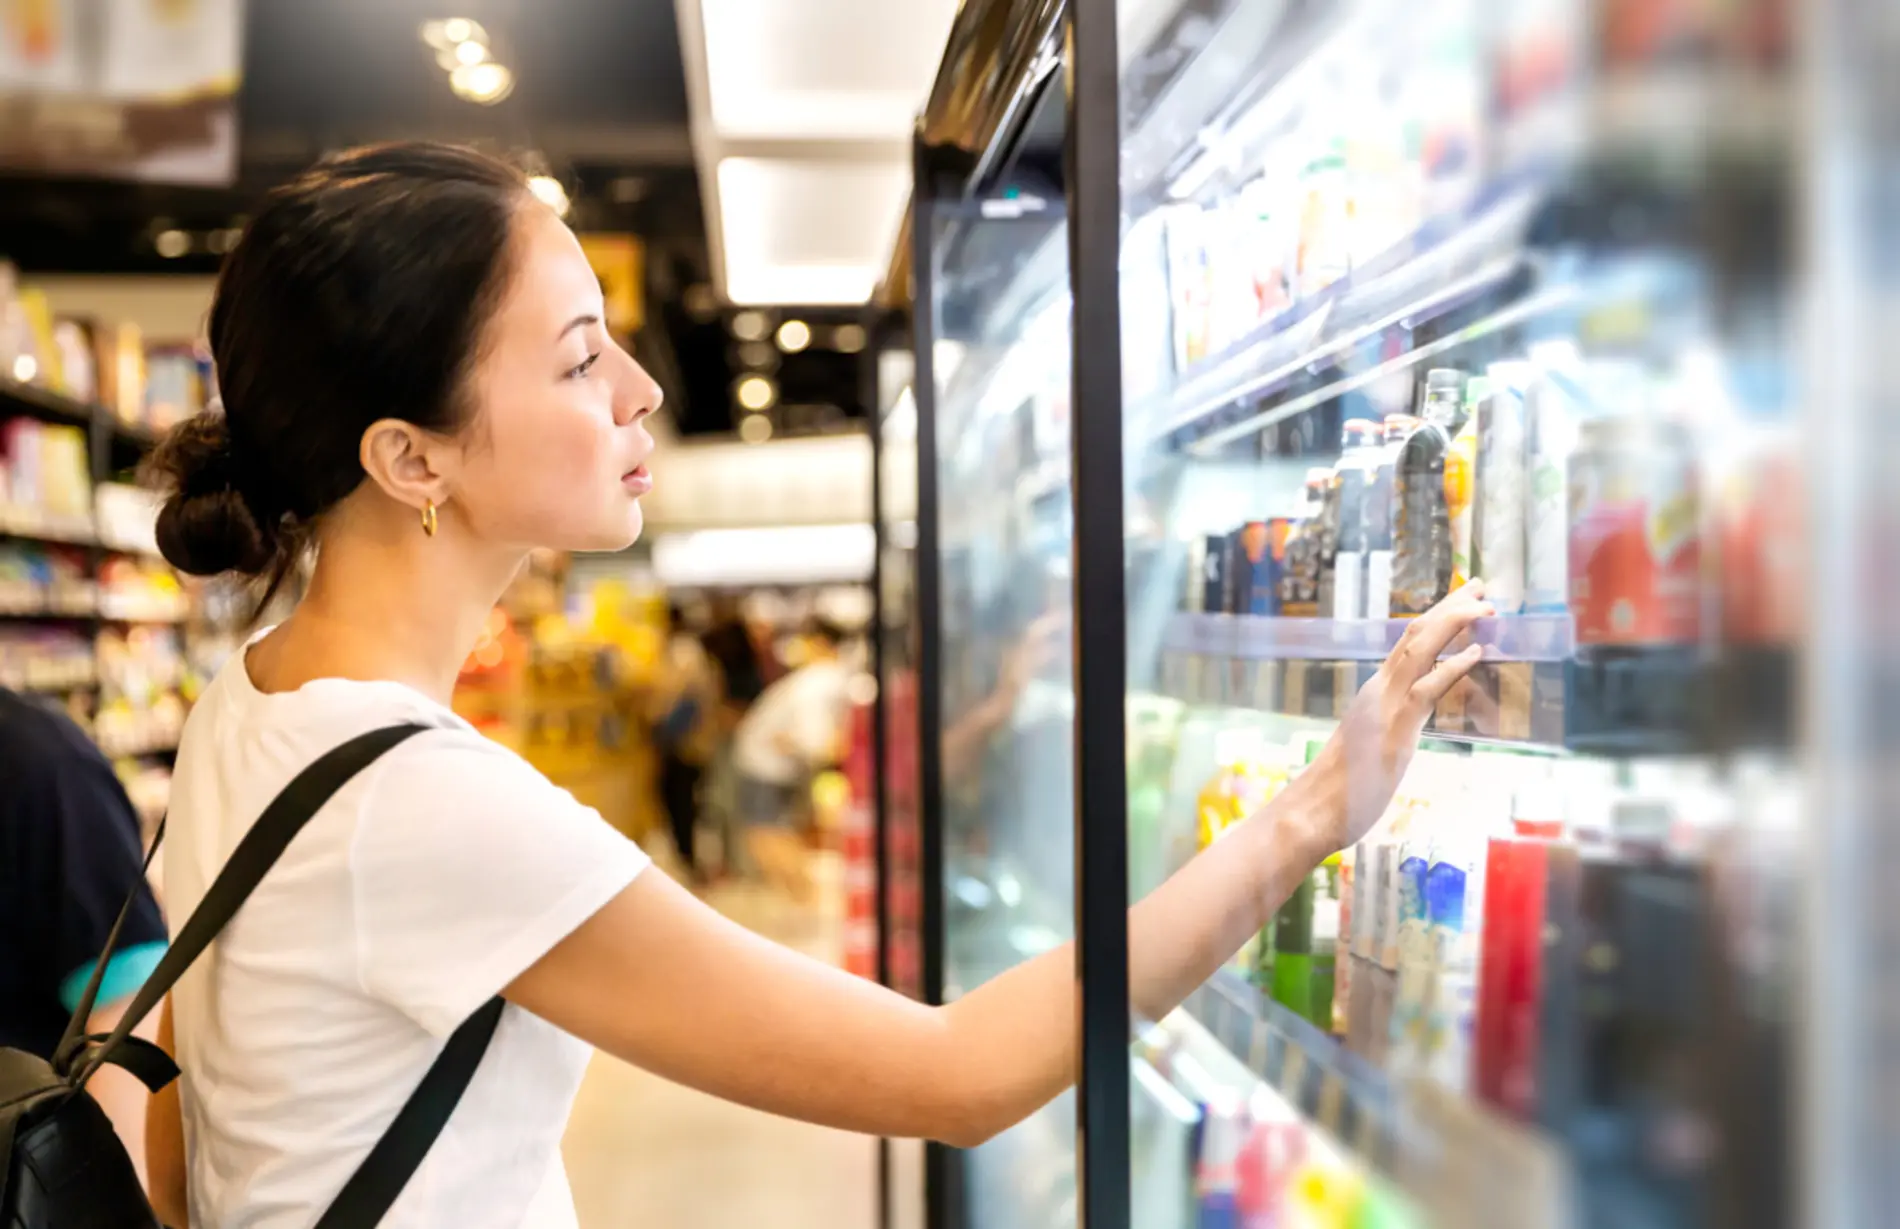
[1410,643,1485,709]
[1393,580,1495,678]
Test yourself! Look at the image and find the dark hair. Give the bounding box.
[146,142,529,595]
[807,617,848,649]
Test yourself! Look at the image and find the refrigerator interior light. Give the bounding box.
[1161,13,1366,203]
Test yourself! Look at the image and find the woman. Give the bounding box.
[142,143,1490,1228]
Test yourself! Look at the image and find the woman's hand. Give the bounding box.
[1306,580,1494,853]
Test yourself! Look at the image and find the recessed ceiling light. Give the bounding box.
[154,229,190,258]
[729,310,770,342]
[832,323,867,354]
[526,175,570,217]
[421,16,486,49]
[453,39,488,66]
[450,61,513,105]
[735,375,777,412]
[775,319,811,353]
[682,284,719,322]
[13,354,38,382]
[736,341,778,370]
[739,414,773,444]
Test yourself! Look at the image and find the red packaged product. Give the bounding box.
[1474,832,1552,1119]
[1568,406,1701,646]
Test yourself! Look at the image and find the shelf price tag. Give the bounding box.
[1250,660,1277,711]
[1499,662,1533,741]
[1283,661,1308,718]
[1278,1041,1307,1106]
[1332,663,1358,718]
[1315,1067,1346,1136]
[1248,1017,1271,1073]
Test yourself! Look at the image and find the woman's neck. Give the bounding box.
[247,501,524,706]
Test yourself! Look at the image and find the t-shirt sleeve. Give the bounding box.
[351,730,650,1036]
[38,759,168,1016]
[787,671,850,766]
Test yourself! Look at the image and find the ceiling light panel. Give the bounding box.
[717,158,910,305]
[700,0,958,141]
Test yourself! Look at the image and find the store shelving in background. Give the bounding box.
[2,258,228,822]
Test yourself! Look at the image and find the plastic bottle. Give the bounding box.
[1278,467,1334,617]
[1296,138,1352,297]
[1524,343,1581,612]
[1365,415,1414,620]
[1327,420,1383,619]
[1447,376,1486,590]
[1475,361,1534,613]
[1390,369,1465,615]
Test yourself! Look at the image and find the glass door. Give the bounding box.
[920,197,1079,1229]
[1102,0,1801,1226]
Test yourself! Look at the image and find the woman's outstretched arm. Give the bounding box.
[507,584,1492,1146]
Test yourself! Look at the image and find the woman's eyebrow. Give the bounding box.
[558,313,599,340]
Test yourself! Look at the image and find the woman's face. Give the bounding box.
[449,202,660,552]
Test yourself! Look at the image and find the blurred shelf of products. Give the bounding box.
[879,0,1832,1226]
[452,554,663,845]
[0,260,251,841]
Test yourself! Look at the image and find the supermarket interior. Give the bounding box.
[2,1,1895,1228]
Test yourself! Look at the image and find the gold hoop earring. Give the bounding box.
[421,500,438,538]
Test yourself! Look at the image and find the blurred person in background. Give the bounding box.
[699,593,764,713]
[0,687,166,1186]
[645,601,721,885]
[135,142,1484,1229]
[728,617,854,901]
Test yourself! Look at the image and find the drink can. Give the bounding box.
[1568,393,1700,645]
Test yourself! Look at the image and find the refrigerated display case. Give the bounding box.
[890,0,1829,1226]
[1104,1,1800,1226]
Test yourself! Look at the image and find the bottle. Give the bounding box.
[1313,464,1345,619]
[1447,376,1486,590]
[1524,344,1581,612]
[1475,361,1534,614]
[1390,369,1465,615]
[1365,414,1414,620]
[1326,420,1383,619]
[1277,468,1332,617]
[1295,138,1352,297]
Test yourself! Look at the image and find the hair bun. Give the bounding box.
[146,412,279,577]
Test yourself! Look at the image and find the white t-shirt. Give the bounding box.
[164,639,649,1229]
[729,659,853,786]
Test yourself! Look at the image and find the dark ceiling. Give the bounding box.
[0,0,874,437]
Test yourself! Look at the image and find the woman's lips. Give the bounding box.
[622,463,653,495]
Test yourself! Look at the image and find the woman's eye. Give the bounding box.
[566,352,601,380]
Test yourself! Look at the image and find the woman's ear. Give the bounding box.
[359,418,457,513]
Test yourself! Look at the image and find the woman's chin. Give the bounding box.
[560,505,644,554]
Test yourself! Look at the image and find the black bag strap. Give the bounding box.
[312,996,506,1229]
[76,723,432,1085]
[65,721,509,1226]
[52,812,168,1071]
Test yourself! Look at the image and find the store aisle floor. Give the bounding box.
[562,862,880,1229]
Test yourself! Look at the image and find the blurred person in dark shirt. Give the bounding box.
[700,595,764,711]
[0,687,167,1183]
[647,602,721,884]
